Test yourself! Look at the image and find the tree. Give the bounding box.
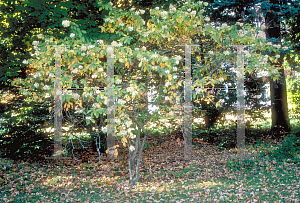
[265,0,290,133]
[207,0,300,133]
[12,1,279,186]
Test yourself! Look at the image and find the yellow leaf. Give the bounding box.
[144,66,147,72]
[138,61,143,67]
[121,137,127,147]
[125,62,130,68]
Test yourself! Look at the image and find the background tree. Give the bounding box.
[206,0,300,133]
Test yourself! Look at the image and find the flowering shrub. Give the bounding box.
[12,1,282,186]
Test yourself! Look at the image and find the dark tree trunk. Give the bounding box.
[265,0,290,133]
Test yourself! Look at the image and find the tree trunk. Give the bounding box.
[265,0,290,133]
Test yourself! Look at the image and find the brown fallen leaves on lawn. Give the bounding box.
[1,133,299,202]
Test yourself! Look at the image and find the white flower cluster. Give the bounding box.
[22,91,28,96]
[43,85,50,90]
[72,68,78,74]
[128,26,134,31]
[93,103,101,108]
[174,55,182,61]
[143,31,151,37]
[174,55,182,64]
[204,17,210,21]
[169,4,176,13]
[221,23,229,29]
[32,41,39,46]
[162,25,168,30]
[95,89,101,94]
[115,78,122,84]
[88,45,95,49]
[282,46,288,51]
[70,33,75,38]
[97,39,104,45]
[84,92,93,98]
[244,50,251,58]
[129,145,135,152]
[72,93,80,100]
[223,50,230,55]
[105,18,114,23]
[37,34,43,38]
[151,52,159,59]
[195,87,201,94]
[126,86,134,92]
[33,72,41,78]
[141,57,148,63]
[273,44,281,49]
[125,120,132,127]
[160,11,168,19]
[101,126,107,133]
[62,20,70,27]
[22,60,28,64]
[115,118,120,124]
[118,99,126,105]
[81,46,87,51]
[162,56,168,62]
[111,41,122,47]
[236,22,244,26]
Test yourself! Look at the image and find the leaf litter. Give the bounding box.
[0,133,299,202]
